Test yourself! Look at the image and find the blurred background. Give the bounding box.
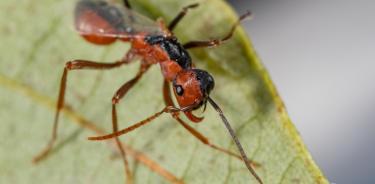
[228,0,375,184]
[1,0,373,183]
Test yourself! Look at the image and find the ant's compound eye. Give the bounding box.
[175,85,184,96]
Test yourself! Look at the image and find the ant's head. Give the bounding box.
[173,69,215,122]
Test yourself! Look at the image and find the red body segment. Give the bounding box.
[75,8,118,44]
[172,70,204,122]
[130,35,186,81]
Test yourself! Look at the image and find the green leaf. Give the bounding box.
[0,0,328,183]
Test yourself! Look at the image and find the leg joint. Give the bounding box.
[65,61,74,70]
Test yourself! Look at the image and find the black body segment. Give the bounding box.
[145,35,192,69]
[193,69,215,96]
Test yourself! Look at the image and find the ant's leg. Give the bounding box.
[32,59,128,164]
[168,3,199,31]
[88,105,180,140]
[123,0,131,9]
[183,12,251,49]
[162,80,259,166]
[110,63,150,184]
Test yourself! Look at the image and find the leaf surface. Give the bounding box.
[0,0,328,183]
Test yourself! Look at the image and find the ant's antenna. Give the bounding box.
[207,96,263,184]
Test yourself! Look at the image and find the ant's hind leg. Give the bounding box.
[32,59,128,164]
[183,11,252,49]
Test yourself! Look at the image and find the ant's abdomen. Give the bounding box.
[74,0,132,45]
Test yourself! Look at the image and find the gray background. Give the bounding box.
[228,1,375,184]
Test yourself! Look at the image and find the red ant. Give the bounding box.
[33,0,262,183]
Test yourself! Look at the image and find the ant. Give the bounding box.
[33,0,262,183]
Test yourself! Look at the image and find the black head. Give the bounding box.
[193,69,215,97]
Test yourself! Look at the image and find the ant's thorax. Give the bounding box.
[129,34,192,81]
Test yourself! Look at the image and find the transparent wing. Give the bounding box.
[75,0,164,40]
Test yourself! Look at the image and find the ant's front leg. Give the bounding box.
[161,80,259,167]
